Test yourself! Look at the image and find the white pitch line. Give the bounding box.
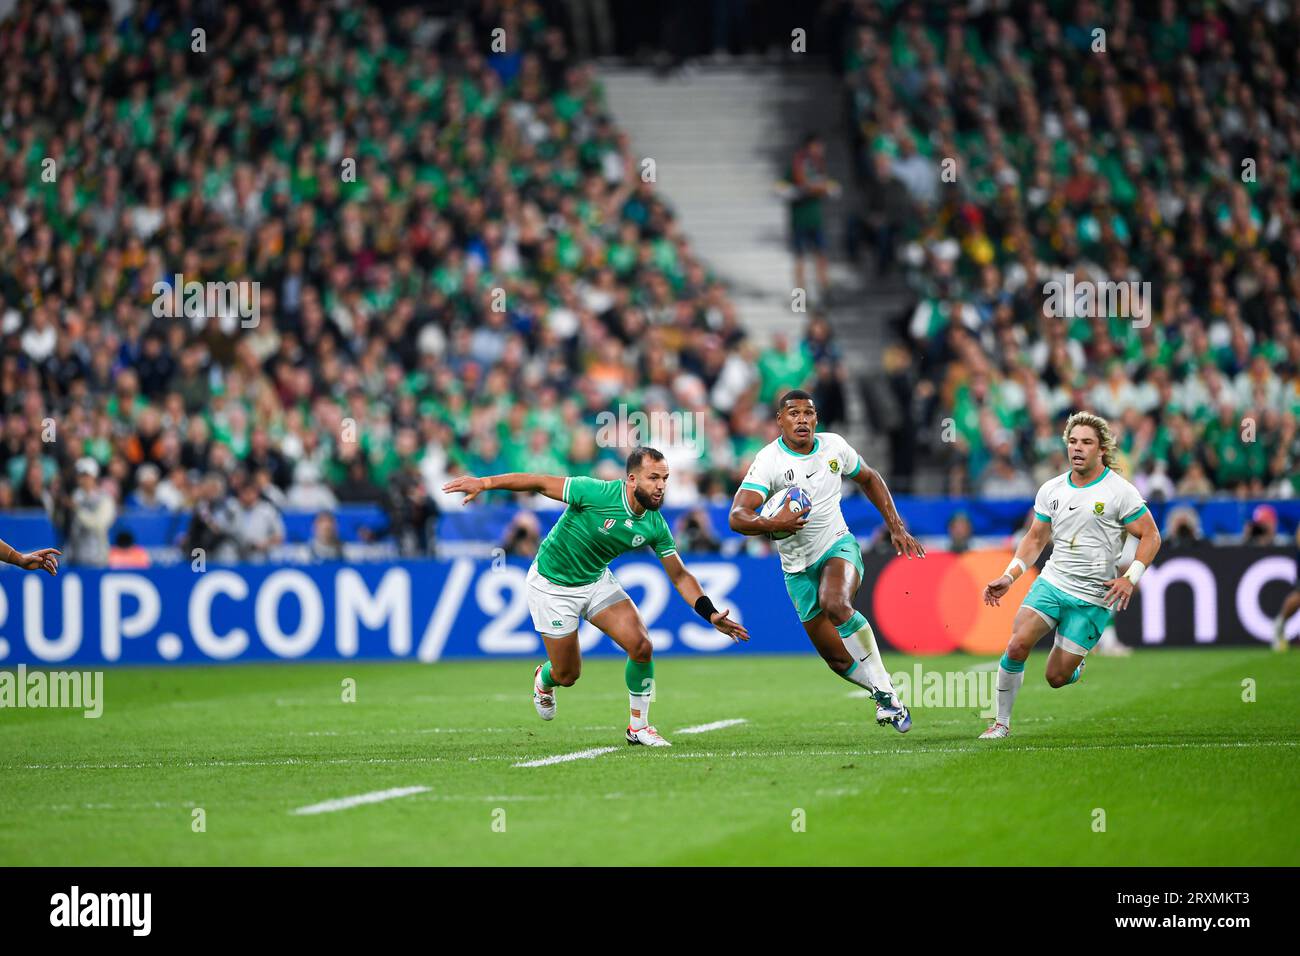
[667,740,1300,759]
[13,755,450,771]
[291,786,431,816]
[515,717,747,766]
[514,747,620,768]
[17,736,1290,774]
[675,718,748,735]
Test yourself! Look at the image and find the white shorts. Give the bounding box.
[525,562,630,637]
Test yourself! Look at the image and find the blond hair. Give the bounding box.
[1062,411,1118,469]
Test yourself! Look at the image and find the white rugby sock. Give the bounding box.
[840,614,896,697]
[996,654,1026,727]
[629,693,650,730]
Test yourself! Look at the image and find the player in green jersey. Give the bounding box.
[443,447,750,747]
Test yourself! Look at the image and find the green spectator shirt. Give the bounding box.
[757,344,814,404]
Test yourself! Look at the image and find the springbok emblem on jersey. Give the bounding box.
[829,459,839,473]
[1093,502,1105,515]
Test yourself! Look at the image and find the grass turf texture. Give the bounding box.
[1,650,1296,866]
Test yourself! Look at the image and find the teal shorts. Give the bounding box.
[783,536,865,622]
[1023,576,1113,656]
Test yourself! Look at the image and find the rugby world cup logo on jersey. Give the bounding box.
[600,519,615,533]
[594,405,707,459]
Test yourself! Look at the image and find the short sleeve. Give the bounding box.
[653,519,678,558]
[1117,481,1148,525]
[839,436,863,478]
[563,475,604,508]
[1032,482,1053,523]
[738,451,771,499]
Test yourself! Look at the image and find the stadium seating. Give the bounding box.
[842,1,1300,498]
[0,0,845,564]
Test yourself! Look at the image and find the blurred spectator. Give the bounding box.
[54,458,116,567]
[225,475,286,564]
[127,464,166,511]
[183,472,237,565]
[1243,504,1282,547]
[108,531,151,569]
[502,511,542,558]
[757,332,814,406]
[154,468,191,513]
[977,451,1036,500]
[309,512,344,563]
[786,133,836,302]
[1163,506,1204,550]
[674,506,721,553]
[336,455,382,505]
[1175,463,1215,498]
[383,467,438,557]
[947,510,973,553]
[288,462,339,512]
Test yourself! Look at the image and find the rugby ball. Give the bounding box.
[760,486,813,540]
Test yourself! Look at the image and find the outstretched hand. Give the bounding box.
[983,574,1012,606]
[441,475,486,504]
[889,525,926,559]
[16,548,61,576]
[710,608,750,643]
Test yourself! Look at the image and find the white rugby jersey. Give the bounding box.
[739,433,862,573]
[1033,467,1148,607]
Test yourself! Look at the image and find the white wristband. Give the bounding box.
[1124,560,1145,585]
[1004,557,1027,578]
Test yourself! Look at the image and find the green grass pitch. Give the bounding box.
[1,649,1296,865]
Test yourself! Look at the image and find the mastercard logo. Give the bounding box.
[870,550,1034,655]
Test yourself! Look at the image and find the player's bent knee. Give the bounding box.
[1045,671,1069,689]
[1005,639,1033,661]
[627,636,653,663]
[551,665,581,686]
[822,600,854,627]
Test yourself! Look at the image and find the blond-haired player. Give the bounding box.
[979,413,1162,738]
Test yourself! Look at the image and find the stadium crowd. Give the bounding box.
[844,0,1300,499]
[0,0,846,564]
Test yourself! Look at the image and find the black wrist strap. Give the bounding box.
[694,595,718,620]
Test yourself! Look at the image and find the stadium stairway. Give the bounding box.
[602,61,884,460]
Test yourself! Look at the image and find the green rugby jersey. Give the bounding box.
[534,476,677,586]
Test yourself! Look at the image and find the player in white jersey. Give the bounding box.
[979,412,1162,738]
[729,390,925,733]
